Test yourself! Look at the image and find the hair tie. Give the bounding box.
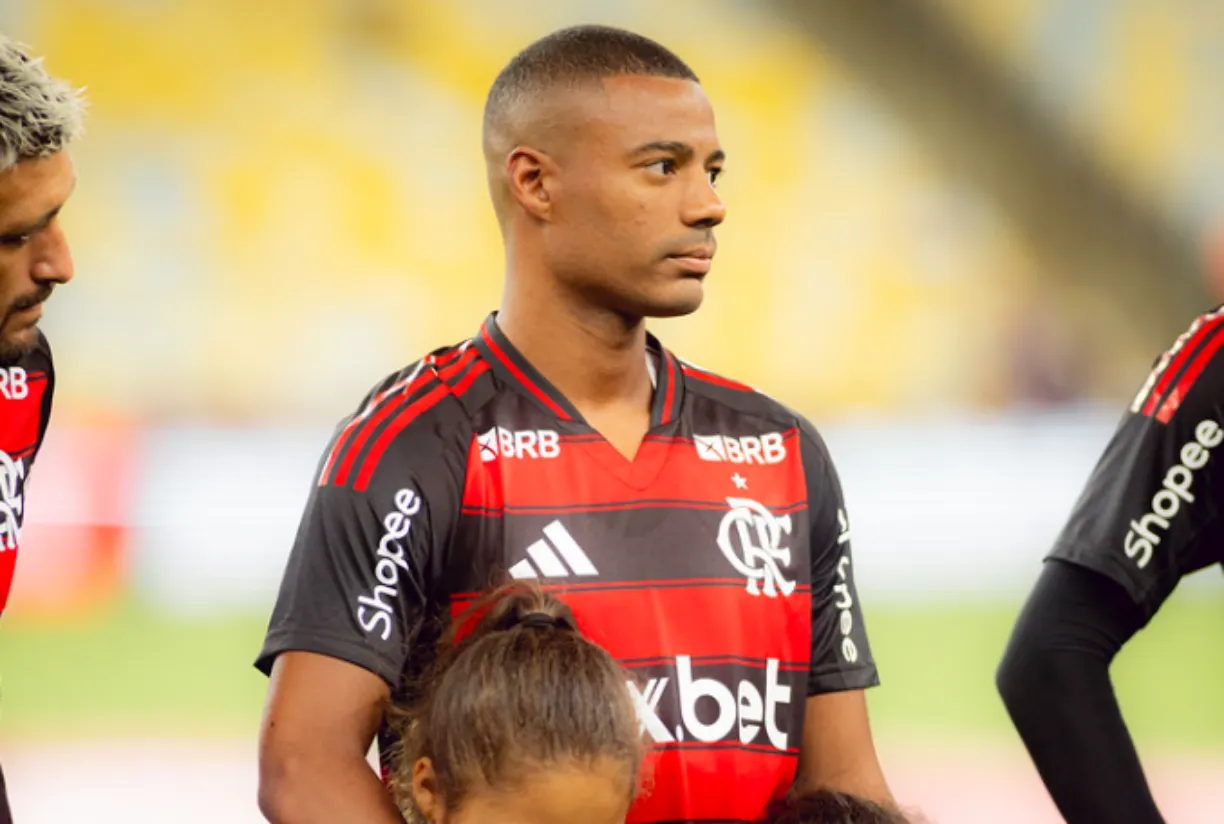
[517,612,565,631]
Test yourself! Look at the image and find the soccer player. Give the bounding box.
[998,306,1224,823]
[0,35,83,824]
[257,25,890,824]
[387,582,644,824]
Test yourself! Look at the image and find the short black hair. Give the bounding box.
[483,25,699,138]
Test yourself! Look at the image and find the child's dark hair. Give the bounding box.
[389,582,644,821]
[762,790,914,824]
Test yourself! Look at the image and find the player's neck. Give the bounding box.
[497,287,653,415]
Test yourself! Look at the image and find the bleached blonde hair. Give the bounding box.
[0,34,84,172]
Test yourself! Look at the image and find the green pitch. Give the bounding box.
[1,595,1221,749]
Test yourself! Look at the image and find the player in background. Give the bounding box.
[257,25,892,824]
[0,34,83,824]
[387,582,644,824]
[998,306,1224,824]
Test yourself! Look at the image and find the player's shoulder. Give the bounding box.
[1128,304,1224,427]
[316,337,495,491]
[677,355,826,448]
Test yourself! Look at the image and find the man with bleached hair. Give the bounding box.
[0,34,84,824]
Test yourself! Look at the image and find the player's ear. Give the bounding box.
[505,146,556,222]
[411,757,444,823]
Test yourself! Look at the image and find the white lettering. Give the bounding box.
[1123,419,1220,569]
[354,489,419,641]
[696,433,788,464]
[0,451,26,551]
[0,368,27,401]
[629,656,794,752]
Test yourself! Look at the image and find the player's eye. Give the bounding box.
[0,232,31,248]
[646,158,678,176]
[708,167,724,187]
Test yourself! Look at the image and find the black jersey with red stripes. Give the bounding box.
[257,314,878,823]
[0,332,54,616]
[1050,305,1224,618]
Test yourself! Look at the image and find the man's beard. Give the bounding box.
[0,285,53,366]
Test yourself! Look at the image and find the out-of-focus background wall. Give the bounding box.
[1,1,1222,821]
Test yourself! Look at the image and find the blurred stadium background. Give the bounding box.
[1,0,1223,821]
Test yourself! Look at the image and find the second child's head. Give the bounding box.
[762,790,914,824]
[391,583,644,824]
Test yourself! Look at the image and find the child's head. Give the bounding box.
[391,582,644,824]
[762,790,913,824]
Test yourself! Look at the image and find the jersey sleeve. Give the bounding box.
[255,406,467,687]
[1049,311,1224,619]
[799,421,880,695]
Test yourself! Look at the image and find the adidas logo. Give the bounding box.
[509,521,598,579]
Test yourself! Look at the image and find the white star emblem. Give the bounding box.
[731,472,748,490]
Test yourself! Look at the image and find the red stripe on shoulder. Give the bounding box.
[1135,310,1224,417]
[321,366,433,487]
[353,383,450,491]
[680,362,754,392]
[1156,326,1224,423]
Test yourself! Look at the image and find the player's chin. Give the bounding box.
[634,274,706,318]
[0,323,38,366]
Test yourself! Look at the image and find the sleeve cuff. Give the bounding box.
[254,628,403,687]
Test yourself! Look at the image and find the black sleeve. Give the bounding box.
[997,560,1164,824]
[1049,309,1224,618]
[255,408,466,687]
[799,422,879,695]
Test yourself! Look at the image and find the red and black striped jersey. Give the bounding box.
[257,314,878,822]
[1050,305,1224,618]
[0,332,54,616]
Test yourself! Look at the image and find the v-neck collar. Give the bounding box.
[474,313,686,431]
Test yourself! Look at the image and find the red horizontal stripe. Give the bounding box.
[1157,327,1224,423]
[447,584,811,661]
[629,747,794,823]
[461,437,806,512]
[354,384,450,491]
[461,499,808,517]
[452,578,804,602]
[432,343,471,368]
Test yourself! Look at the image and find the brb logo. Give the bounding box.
[355,487,420,641]
[628,656,793,751]
[1124,418,1222,569]
[717,497,795,597]
[0,367,27,401]
[477,427,560,462]
[695,432,786,465]
[0,450,26,552]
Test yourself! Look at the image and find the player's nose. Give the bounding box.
[31,219,74,285]
[682,178,726,229]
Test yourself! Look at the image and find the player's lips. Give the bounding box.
[667,245,715,275]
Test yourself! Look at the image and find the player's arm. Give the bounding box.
[793,424,892,804]
[997,561,1162,824]
[255,417,460,824]
[259,652,400,823]
[997,311,1224,824]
